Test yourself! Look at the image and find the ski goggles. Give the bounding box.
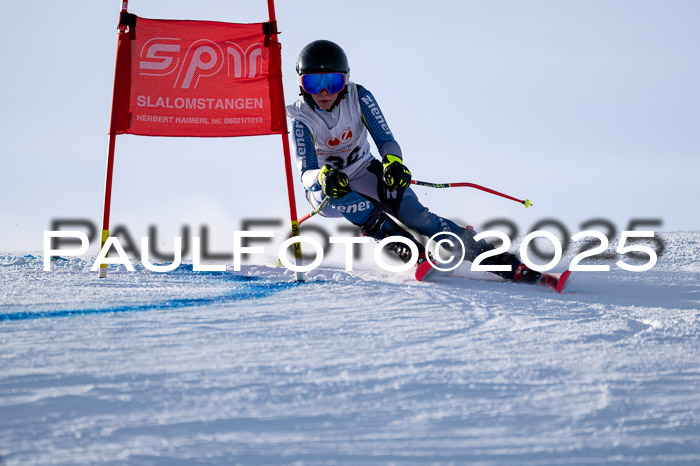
[299,72,347,94]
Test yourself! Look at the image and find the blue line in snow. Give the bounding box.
[1,279,302,322]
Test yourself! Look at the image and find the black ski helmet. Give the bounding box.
[296,40,350,76]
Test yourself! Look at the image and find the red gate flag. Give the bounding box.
[111,15,285,137]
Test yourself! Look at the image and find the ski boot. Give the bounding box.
[513,262,542,283]
[454,227,568,290]
[472,240,542,283]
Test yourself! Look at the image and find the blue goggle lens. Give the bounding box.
[301,73,346,94]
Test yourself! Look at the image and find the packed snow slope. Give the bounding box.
[1,232,699,465]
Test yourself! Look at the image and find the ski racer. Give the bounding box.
[287,39,539,283]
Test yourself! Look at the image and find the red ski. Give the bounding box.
[416,260,572,294]
[538,270,572,293]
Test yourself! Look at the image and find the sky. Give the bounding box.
[1,0,698,254]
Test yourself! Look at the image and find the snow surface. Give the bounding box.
[1,232,699,465]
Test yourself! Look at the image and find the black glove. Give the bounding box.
[318,165,351,198]
[382,154,412,191]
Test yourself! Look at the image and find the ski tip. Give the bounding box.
[538,270,572,293]
[556,270,572,293]
[415,261,435,282]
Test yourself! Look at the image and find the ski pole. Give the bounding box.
[298,196,330,227]
[279,197,328,252]
[275,196,329,267]
[411,180,532,208]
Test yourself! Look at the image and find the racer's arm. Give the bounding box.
[357,85,403,161]
[290,118,322,190]
[357,85,411,190]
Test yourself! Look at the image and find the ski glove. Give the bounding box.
[382,154,412,191]
[318,165,351,198]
